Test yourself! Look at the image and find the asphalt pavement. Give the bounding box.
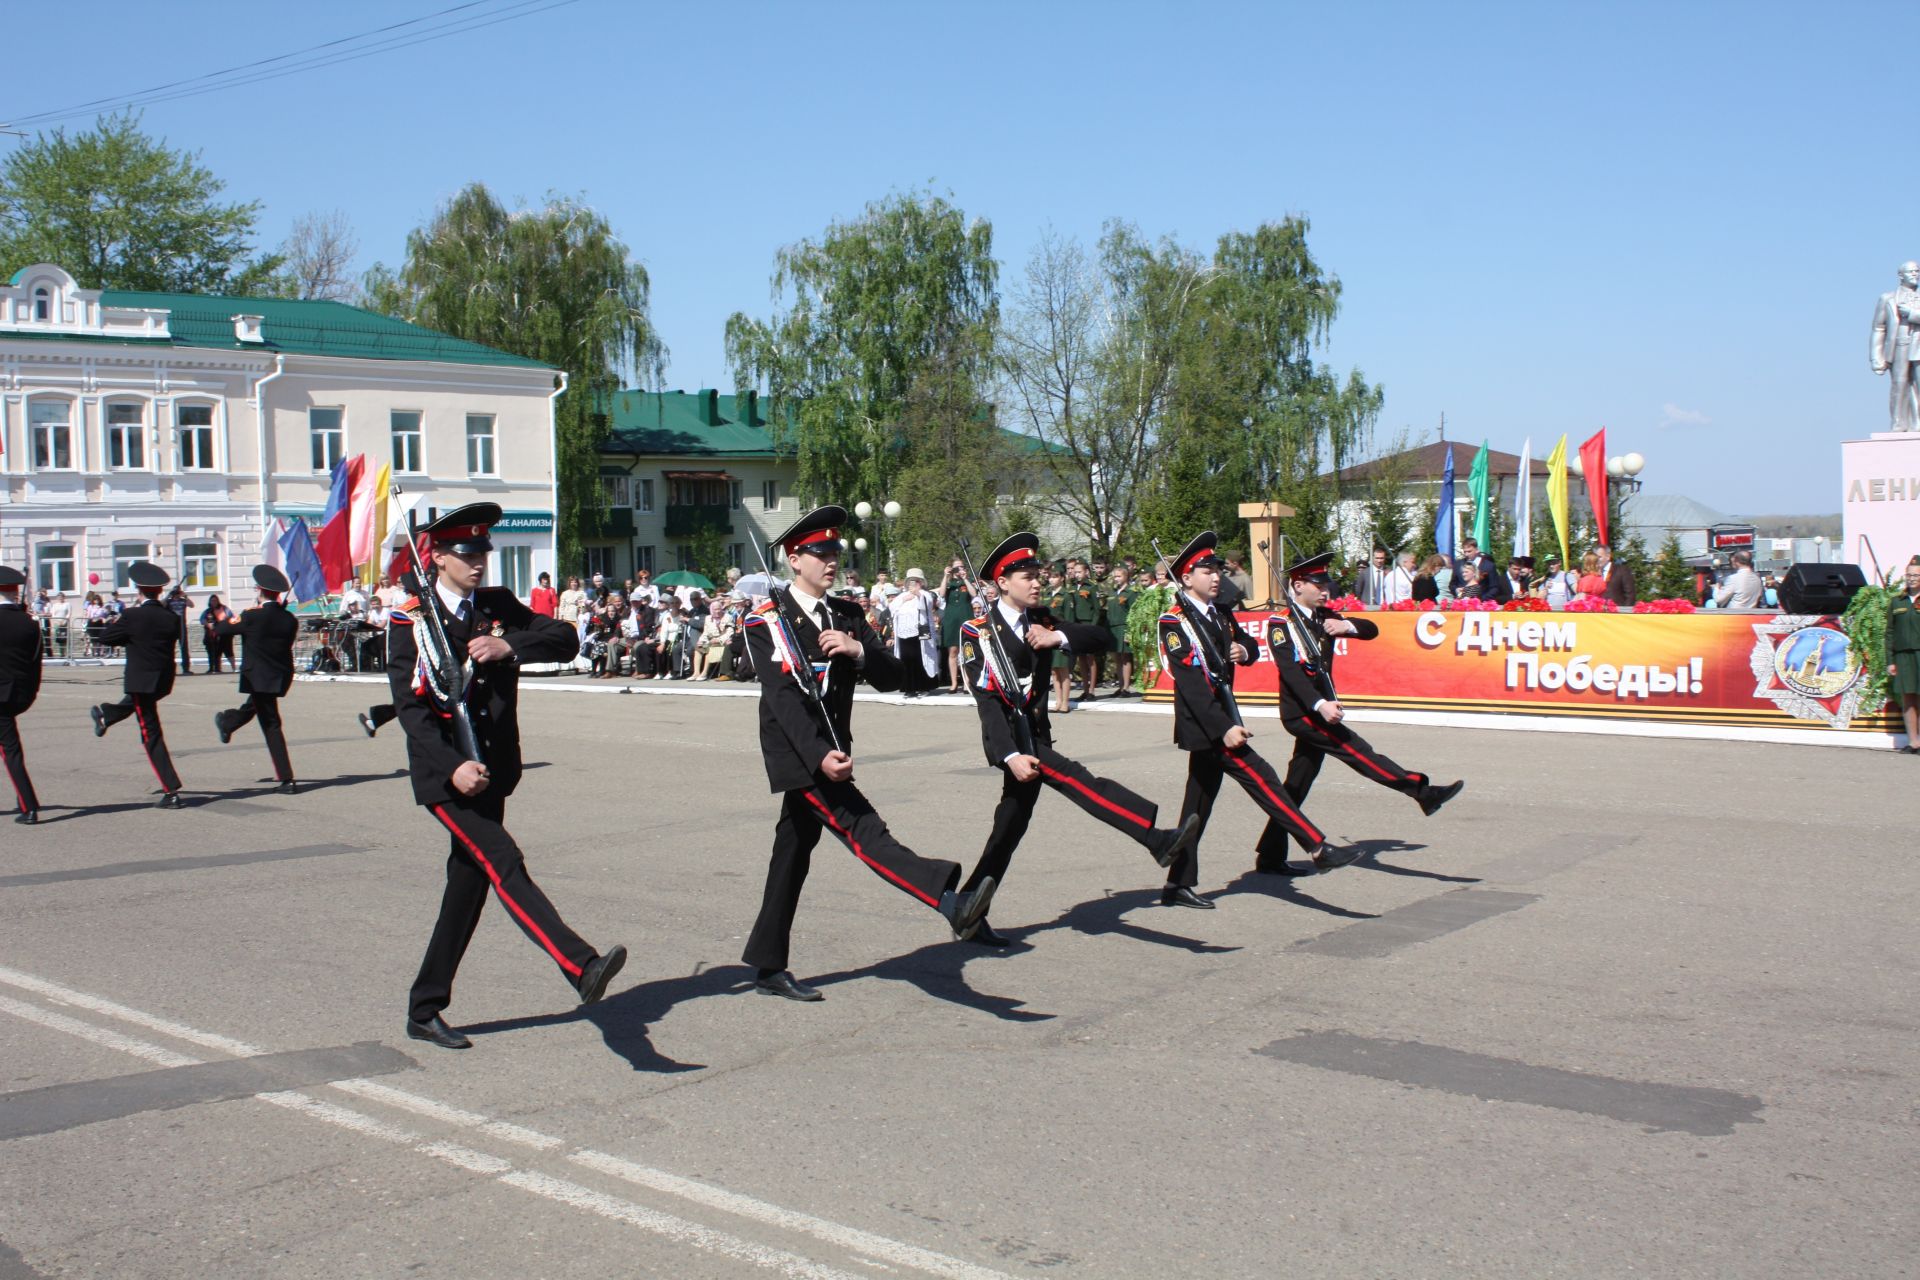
[1,667,1914,1278]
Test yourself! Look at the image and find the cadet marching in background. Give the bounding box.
[740,505,995,1003]
[0,565,43,824]
[1156,532,1357,908]
[88,561,188,808]
[387,503,627,1051]
[956,533,1199,945]
[212,565,303,793]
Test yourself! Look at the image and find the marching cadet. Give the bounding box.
[1264,551,1463,867]
[1059,556,1106,702]
[1158,532,1356,908]
[741,505,995,1002]
[0,565,43,824]
[388,503,626,1050]
[956,533,1199,945]
[212,565,302,793]
[89,561,187,808]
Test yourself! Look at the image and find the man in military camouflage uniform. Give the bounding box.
[1104,565,1139,696]
[1059,557,1106,702]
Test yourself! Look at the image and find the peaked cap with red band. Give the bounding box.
[770,504,847,557]
[0,565,25,590]
[982,531,1042,581]
[1286,550,1335,583]
[420,501,502,554]
[1171,531,1224,578]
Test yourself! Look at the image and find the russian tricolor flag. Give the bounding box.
[314,456,362,591]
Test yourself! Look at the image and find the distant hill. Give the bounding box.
[1734,513,1841,539]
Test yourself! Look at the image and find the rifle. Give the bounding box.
[1261,534,1337,704]
[393,486,483,764]
[751,537,846,756]
[956,537,1036,757]
[1153,537,1243,728]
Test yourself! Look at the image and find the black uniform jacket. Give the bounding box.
[216,602,300,697]
[742,589,902,793]
[386,586,579,807]
[1158,596,1256,751]
[958,605,1110,766]
[1265,605,1379,720]
[0,602,43,708]
[96,599,182,696]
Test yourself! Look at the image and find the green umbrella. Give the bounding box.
[653,570,716,591]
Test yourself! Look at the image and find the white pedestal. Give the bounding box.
[1841,433,1920,579]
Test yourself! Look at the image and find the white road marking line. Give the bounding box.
[0,994,200,1069]
[499,1171,868,1280]
[0,973,1023,1279]
[569,1149,1020,1280]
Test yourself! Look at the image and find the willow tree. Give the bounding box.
[725,189,999,549]
[363,183,664,568]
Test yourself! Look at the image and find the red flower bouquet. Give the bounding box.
[1633,599,1697,614]
[1563,598,1619,613]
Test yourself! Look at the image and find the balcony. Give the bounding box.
[665,502,733,537]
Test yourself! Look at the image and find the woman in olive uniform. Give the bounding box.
[1889,557,1920,754]
[938,557,975,693]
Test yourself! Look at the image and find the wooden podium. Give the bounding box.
[1238,500,1297,607]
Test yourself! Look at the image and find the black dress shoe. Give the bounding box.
[967,919,1012,948]
[214,712,232,744]
[939,876,997,940]
[755,970,823,1002]
[1419,779,1465,817]
[275,780,297,795]
[1160,885,1216,909]
[575,944,627,1005]
[1311,841,1362,872]
[1153,813,1202,868]
[356,712,377,738]
[156,792,185,810]
[15,810,37,826]
[1254,856,1312,876]
[406,1015,472,1049]
[90,706,107,737]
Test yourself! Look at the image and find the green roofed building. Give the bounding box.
[0,265,562,607]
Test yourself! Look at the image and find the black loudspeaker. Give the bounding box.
[1776,562,1866,614]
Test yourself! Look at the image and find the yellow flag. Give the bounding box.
[364,461,392,584]
[1545,434,1570,569]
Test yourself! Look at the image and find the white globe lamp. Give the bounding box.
[1623,452,1645,477]
[854,537,868,551]
[883,500,902,519]
[854,501,873,520]
[1606,456,1626,478]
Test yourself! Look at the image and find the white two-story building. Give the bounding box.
[0,264,561,601]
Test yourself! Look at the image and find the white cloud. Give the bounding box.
[1659,402,1711,429]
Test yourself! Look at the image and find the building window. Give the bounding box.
[730,479,744,510]
[675,544,697,571]
[729,542,745,570]
[182,540,220,589]
[112,541,153,590]
[601,475,631,507]
[178,403,217,470]
[33,286,49,321]
[498,545,532,599]
[582,545,613,579]
[310,407,344,472]
[634,544,655,574]
[466,414,496,476]
[106,402,147,469]
[636,478,654,513]
[35,544,75,593]
[391,410,424,473]
[28,400,73,470]
[762,479,778,511]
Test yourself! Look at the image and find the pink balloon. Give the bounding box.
[87,572,100,585]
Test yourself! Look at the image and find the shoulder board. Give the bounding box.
[390,602,418,626]
[959,620,983,638]
[1159,610,1184,623]
[752,599,778,616]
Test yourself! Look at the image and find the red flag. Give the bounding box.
[1578,429,1609,548]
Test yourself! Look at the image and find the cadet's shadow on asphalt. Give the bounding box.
[459,966,741,1073]
[807,938,1057,1022]
[1213,869,1381,919]
[1012,888,1242,956]
[1349,838,1480,884]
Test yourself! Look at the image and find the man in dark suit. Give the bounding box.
[1265,553,1464,870]
[388,504,627,1050]
[1600,545,1637,606]
[740,506,994,1002]
[1159,532,1354,909]
[213,565,302,793]
[90,561,186,807]
[955,533,1198,945]
[0,565,44,824]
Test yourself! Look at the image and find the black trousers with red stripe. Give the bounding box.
[97,694,182,794]
[409,793,599,1023]
[742,781,961,973]
[217,693,294,782]
[1167,744,1325,888]
[0,702,39,815]
[962,742,1165,895]
[1279,716,1429,852]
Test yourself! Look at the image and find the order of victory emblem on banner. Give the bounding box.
[1749,616,1871,728]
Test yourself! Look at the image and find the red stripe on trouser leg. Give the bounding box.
[1225,752,1323,846]
[802,790,940,906]
[431,804,585,978]
[1336,739,1402,783]
[1036,762,1151,829]
[131,702,172,792]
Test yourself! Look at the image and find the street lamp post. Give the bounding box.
[854,499,903,576]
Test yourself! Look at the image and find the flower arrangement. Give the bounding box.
[1324,595,1367,613]
[1632,599,1697,614]
[1499,597,1550,613]
[1438,597,1499,612]
[1564,598,1619,613]
[1383,599,1431,612]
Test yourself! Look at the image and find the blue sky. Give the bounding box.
[7,1,1910,514]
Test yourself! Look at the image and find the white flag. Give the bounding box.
[260,517,287,572]
[1513,437,1533,557]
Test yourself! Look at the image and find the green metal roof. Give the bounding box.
[14,287,552,370]
[602,389,1062,458]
